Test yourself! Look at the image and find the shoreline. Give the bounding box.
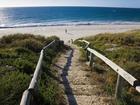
[0,24,140,42]
[1,22,140,29]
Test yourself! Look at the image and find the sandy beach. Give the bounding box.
[0,25,140,42]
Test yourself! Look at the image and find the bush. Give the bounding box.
[44,36,59,45]
[15,47,33,54]
[0,71,31,105]
[8,38,43,52]
[0,33,62,105]
[12,57,36,75]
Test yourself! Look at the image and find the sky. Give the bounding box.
[0,0,140,8]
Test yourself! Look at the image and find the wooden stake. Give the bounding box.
[89,53,94,67]
[115,74,123,99]
[86,50,89,61]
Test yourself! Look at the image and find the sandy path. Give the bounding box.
[54,45,113,105]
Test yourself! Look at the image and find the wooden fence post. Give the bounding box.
[89,53,94,67]
[86,50,90,61]
[115,74,123,99]
[59,40,64,50]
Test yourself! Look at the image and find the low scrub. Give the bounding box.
[0,34,63,105]
[0,71,31,105]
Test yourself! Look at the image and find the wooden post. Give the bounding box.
[59,40,64,50]
[86,50,89,61]
[89,53,94,67]
[115,74,123,99]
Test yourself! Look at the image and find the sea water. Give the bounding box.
[0,7,140,28]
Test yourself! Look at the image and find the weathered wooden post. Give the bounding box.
[89,52,95,71]
[86,50,90,61]
[89,52,94,66]
[115,74,123,99]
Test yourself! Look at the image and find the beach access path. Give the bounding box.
[53,44,114,105]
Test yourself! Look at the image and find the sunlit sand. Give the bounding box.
[0,25,140,42]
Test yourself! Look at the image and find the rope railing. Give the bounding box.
[79,40,140,99]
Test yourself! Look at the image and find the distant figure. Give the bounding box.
[71,39,73,44]
[65,29,67,34]
[68,40,70,44]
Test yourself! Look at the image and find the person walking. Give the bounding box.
[65,29,67,34]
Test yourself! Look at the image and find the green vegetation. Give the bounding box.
[37,44,65,105]
[0,34,64,105]
[79,48,87,62]
[75,30,140,105]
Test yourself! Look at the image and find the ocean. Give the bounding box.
[0,7,140,28]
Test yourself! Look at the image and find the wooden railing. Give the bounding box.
[20,40,63,105]
[79,40,140,99]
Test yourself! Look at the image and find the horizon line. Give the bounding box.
[0,5,140,9]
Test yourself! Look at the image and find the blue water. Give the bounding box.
[0,7,140,28]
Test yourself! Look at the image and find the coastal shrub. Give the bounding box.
[0,71,31,105]
[0,34,45,44]
[13,59,35,74]
[35,41,65,105]
[105,71,117,95]
[12,39,43,52]
[22,39,43,52]
[44,49,57,62]
[0,35,13,44]
[0,34,62,105]
[83,30,140,47]
[38,79,64,105]
[121,36,134,45]
[44,36,59,45]
[0,66,10,77]
[79,49,87,61]
[15,47,33,54]
[0,34,59,47]
[124,62,140,79]
[0,51,17,59]
[0,34,31,45]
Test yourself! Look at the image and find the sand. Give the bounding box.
[0,25,140,42]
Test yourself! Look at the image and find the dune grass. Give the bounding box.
[75,30,140,105]
[0,34,64,105]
